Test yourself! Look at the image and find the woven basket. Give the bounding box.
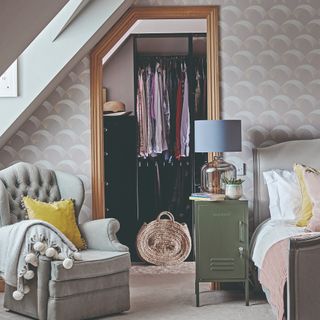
[136,211,192,266]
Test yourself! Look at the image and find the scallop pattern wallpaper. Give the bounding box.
[0,57,91,223]
[136,0,320,222]
[1,0,320,224]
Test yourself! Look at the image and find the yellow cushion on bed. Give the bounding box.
[23,196,86,250]
[294,164,319,227]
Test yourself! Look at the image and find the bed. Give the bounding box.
[251,138,320,320]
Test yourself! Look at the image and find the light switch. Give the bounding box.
[0,60,17,97]
[237,163,246,176]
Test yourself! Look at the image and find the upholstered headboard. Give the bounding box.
[253,138,320,227]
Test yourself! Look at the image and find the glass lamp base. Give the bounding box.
[200,156,236,194]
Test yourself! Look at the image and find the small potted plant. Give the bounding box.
[222,177,244,200]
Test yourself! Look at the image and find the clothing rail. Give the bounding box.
[137,54,188,59]
[138,157,191,168]
[136,55,188,67]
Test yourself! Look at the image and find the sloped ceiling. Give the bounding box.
[0,0,68,75]
[0,0,133,149]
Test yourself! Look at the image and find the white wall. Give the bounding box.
[103,37,135,112]
[102,19,206,63]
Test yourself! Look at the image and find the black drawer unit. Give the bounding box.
[103,115,139,260]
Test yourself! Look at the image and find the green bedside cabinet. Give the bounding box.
[193,199,249,307]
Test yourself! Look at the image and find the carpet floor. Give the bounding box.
[0,266,275,320]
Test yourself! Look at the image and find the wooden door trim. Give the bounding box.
[90,6,220,219]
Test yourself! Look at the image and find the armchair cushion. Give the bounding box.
[49,270,129,298]
[23,196,86,250]
[50,250,130,281]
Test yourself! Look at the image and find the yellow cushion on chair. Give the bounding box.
[22,196,86,250]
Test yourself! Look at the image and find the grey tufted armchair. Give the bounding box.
[0,162,130,320]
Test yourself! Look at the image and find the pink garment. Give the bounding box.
[259,239,289,320]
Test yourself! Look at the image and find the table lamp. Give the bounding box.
[194,120,242,194]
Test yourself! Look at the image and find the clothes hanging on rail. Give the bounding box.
[174,74,183,159]
[174,61,190,159]
[168,159,192,224]
[168,62,178,156]
[194,57,207,120]
[180,63,190,158]
[193,57,207,188]
[137,70,148,157]
[136,57,190,159]
[146,65,154,156]
[195,69,201,114]
[137,158,192,224]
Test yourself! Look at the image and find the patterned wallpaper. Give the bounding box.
[0,57,91,223]
[135,0,320,217]
[2,0,320,223]
[218,0,320,211]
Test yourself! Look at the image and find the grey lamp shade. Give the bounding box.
[194,120,242,152]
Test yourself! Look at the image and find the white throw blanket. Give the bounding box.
[251,219,307,269]
[0,220,80,300]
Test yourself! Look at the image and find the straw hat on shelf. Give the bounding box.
[103,101,131,117]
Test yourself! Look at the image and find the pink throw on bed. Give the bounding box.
[259,239,289,320]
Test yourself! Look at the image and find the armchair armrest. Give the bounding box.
[79,218,129,252]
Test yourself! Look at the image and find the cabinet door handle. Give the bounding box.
[239,246,244,258]
[239,221,244,242]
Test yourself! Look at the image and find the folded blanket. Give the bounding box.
[259,239,288,320]
[0,220,81,300]
[257,232,320,320]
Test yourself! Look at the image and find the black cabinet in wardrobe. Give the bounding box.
[103,116,139,260]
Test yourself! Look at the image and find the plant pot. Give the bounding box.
[225,184,242,200]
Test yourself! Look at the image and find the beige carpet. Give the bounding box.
[130,261,196,274]
[0,266,275,320]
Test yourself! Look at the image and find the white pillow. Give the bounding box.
[263,170,281,220]
[263,170,301,220]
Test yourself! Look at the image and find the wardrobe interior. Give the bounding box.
[102,32,208,261]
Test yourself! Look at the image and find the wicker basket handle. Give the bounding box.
[157,211,175,221]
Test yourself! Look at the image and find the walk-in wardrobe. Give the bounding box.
[103,33,207,261]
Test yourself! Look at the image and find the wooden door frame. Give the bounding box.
[90,6,220,220]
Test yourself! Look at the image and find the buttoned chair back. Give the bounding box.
[0,162,84,226]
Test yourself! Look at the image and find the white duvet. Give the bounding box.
[251,219,307,269]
